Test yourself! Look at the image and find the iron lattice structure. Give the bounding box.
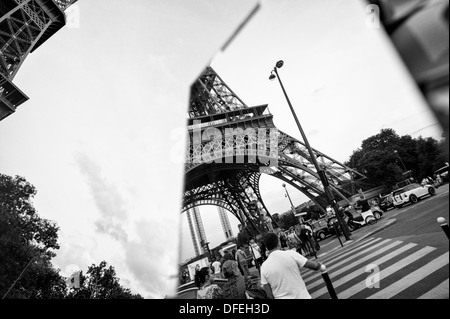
[0,0,77,121]
[182,66,367,235]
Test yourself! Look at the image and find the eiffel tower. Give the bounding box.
[0,0,77,121]
[182,66,367,236]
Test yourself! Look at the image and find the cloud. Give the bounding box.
[123,218,179,298]
[94,218,128,242]
[75,153,129,241]
[73,152,179,298]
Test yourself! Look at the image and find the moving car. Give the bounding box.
[392,183,436,208]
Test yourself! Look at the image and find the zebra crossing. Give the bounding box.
[300,237,449,299]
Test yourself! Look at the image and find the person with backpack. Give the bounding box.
[299,224,315,257]
[235,246,250,276]
[221,259,256,299]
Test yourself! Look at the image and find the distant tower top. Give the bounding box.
[0,0,78,121]
[53,0,78,11]
[189,66,248,118]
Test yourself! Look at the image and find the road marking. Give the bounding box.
[418,279,449,299]
[302,238,383,280]
[328,242,417,299]
[308,237,377,268]
[367,251,448,299]
[319,239,340,249]
[304,240,401,289]
[316,237,381,265]
[317,241,353,258]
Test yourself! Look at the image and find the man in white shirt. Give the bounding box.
[249,239,262,268]
[260,232,326,299]
[211,257,221,275]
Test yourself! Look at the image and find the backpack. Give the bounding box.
[245,287,268,299]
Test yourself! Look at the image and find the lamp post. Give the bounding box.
[282,183,296,213]
[270,60,351,240]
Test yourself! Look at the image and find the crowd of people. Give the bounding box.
[193,228,326,300]
[194,243,264,300]
[278,223,320,257]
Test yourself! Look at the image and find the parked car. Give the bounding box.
[368,201,384,219]
[309,218,333,241]
[379,194,395,212]
[392,183,436,208]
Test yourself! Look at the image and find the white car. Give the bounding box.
[392,183,436,208]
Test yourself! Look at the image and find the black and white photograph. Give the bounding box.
[0,0,448,306]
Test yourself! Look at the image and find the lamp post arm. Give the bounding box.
[284,187,295,208]
[273,67,351,240]
[273,68,322,170]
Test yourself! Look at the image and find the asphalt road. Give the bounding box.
[244,185,449,299]
[377,183,449,249]
[316,183,449,254]
[303,183,449,299]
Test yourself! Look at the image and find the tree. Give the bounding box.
[0,174,65,298]
[278,212,298,230]
[66,261,143,299]
[437,132,449,165]
[345,129,447,189]
[415,136,442,180]
[1,174,143,299]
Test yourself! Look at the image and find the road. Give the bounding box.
[302,183,449,299]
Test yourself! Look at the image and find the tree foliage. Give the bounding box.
[277,212,298,230]
[1,174,143,299]
[0,174,65,298]
[345,129,448,189]
[66,261,143,299]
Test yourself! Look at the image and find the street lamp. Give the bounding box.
[282,183,296,212]
[270,60,351,240]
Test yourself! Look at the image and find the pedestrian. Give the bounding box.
[355,195,371,214]
[249,239,263,269]
[211,257,222,276]
[294,224,308,255]
[432,174,440,188]
[220,250,234,270]
[299,224,315,256]
[195,267,223,299]
[287,227,302,252]
[223,250,234,261]
[436,174,442,187]
[258,240,268,261]
[304,222,320,251]
[278,231,288,250]
[221,260,256,299]
[236,246,250,277]
[260,232,326,299]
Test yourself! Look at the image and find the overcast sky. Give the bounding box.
[0,0,443,299]
[180,0,443,263]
